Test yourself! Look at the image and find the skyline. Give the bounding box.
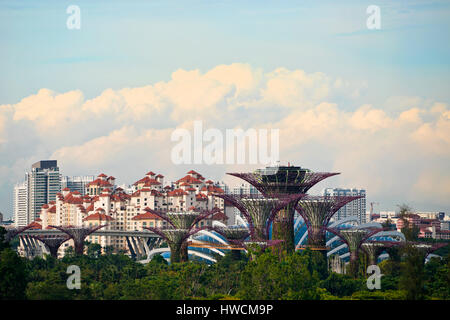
[1,1,450,218]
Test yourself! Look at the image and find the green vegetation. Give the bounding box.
[0,227,449,300]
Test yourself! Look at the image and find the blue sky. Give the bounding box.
[1,0,450,219]
[1,0,449,105]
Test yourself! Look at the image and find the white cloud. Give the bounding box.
[0,63,449,216]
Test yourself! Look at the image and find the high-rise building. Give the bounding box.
[27,160,61,222]
[13,181,28,227]
[324,188,366,224]
[61,176,95,195]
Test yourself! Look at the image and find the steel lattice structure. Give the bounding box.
[228,170,340,196]
[49,224,108,255]
[29,235,70,258]
[143,207,221,263]
[208,226,250,259]
[226,167,339,253]
[214,193,304,241]
[296,195,363,250]
[4,225,34,243]
[325,227,385,277]
[361,241,400,265]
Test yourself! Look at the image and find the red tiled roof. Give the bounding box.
[167,188,189,197]
[87,178,113,187]
[64,192,84,204]
[28,221,42,230]
[211,210,228,221]
[131,210,162,220]
[176,175,203,184]
[48,206,56,213]
[134,176,161,186]
[146,171,156,176]
[62,188,71,191]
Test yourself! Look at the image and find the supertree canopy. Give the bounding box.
[325,227,385,277]
[3,224,34,243]
[361,241,399,265]
[296,195,363,251]
[143,207,220,263]
[212,226,250,259]
[49,224,108,255]
[228,166,339,195]
[29,235,70,258]
[226,166,339,252]
[214,193,304,242]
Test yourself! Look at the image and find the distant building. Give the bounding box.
[0,211,3,223]
[231,183,260,224]
[27,160,61,223]
[324,188,366,224]
[61,176,95,195]
[13,181,28,227]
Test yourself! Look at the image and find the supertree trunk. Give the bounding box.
[169,242,189,264]
[271,205,296,253]
[348,251,359,278]
[180,241,189,263]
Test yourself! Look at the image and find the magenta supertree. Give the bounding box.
[361,240,400,265]
[143,207,221,263]
[325,227,385,277]
[214,193,304,243]
[296,195,363,253]
[226,167,339,252]
[49,225,108,255]
[210,226,250,260]
[29,235,70,258]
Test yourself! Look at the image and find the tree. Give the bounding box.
[87,242,102,258]
[238,250,320,300]
[399,244,425,300]
[0,248,28,299]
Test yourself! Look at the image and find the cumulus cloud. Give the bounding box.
[0,63,449,216]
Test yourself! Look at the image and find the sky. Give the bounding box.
[1,0,449,219]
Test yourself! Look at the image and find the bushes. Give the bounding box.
[1,238,449,300]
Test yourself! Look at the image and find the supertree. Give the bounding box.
[3,224,34,243]
[399,242,448,262]
[361,241,400,265]
[214,193,304,243]
[226,166,339,252]
[143,207,221,263]
[49,224,108,255]
[295,195,362,256]
[325,227,385,277]
[212,226,250,260]
[29,235,70,258]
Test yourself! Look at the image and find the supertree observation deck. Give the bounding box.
[49,224,108,255]
[325,227,385,277]
[295,195,363,253]
[228,166,339,196]
[214,193,304,242]
[143,208,220,263]
[361,241,400,265]
[29,235,70,258]
[226,166,339,253]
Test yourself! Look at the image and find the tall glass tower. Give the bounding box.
[27,160,61,222]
